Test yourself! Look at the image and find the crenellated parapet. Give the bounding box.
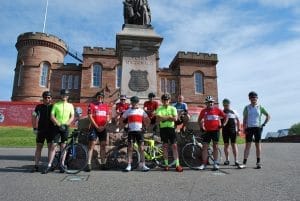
[15,32,67,55]
[83,46,116,56]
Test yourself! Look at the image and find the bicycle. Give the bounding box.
[105,133,140,170]
[52,129,88,174]
[181,129,222,170]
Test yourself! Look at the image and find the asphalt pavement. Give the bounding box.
[0,143,299,201]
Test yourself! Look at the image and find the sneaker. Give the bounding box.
[175,165,183,172]
[234,161,240,166]
[85,164,92,172]
[59,165,66,173]
[212,163,219,171]
[164,166,170,171]
[256,163,262,169]
[41,166,53,174]
[30,165,39,173]
[115,128,120,132]
[140,165,150,172]
[124,164,132,172]
[198,164,206,170]
[224,160,230,165]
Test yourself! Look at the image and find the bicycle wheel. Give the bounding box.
[60,143,88,174]
[144,145,164,169]
[181,143,202,169]
[111,144,140,170]
[51,151,60,170]
[155,144,176,168]
[207,147,222,165]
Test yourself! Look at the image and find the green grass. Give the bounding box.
[0,126,35,147]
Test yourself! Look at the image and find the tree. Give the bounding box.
[289,122,300,135]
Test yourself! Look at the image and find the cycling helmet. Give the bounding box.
[120,94,127,100]
[42,91,51,98]
[60,89,70,96]
[248,91,258,98]
[205,95,215,103]
[161,93,171,100]
[222,98,230,104]
[130,96,139,103]
[96,91,105,98]
[148,92,155,98]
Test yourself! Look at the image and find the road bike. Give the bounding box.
[181,129,222,170]
[52,129,88,174]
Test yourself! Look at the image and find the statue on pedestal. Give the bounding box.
[123,0,151,25]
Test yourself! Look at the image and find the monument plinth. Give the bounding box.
[116,24,163,99]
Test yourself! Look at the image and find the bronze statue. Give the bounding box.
[123,0,151,25]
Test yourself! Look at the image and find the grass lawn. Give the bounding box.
[0,126,35,147]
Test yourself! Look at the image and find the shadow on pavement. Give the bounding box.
[0,155,46,161]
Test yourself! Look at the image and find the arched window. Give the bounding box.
[195,72,204,94]
[17,63,23,87]
[92,63,102,87]
[40,62,49,87]
[62,75,67,89]
[116,65,122,88]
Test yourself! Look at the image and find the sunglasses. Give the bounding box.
[43,96,51,99]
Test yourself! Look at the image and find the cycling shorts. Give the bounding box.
[53,125,69,143]
[36,130,55,144]
[202,131,220,144]
[222,129,237,144]
[88,128,107,142]
[128,131,144,145]
[159,127,177,144]
[245,127,262,143]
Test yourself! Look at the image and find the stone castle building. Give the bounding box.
[11,29,218,107]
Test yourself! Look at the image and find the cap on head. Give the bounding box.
[222,98,230,104]
[120,94,127,100]
[130,96,139,103]
[148,92,155,98]
[60,89,70,96]
[248,91,258,98]
[161,93,171,100]
[205,95,215,103]
[96,91,105,98]
[42,91,51,98]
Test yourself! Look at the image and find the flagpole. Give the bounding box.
[42,0,49,33]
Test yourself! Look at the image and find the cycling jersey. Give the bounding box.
[243,104,268,128]
[33,104,54,131]
[88,102,109,127]
[116,102,130,115]
[173,102,188,113]
[144,100,158,119]
[199,107,226,131]
[51,101,74,124]
[156,105,177,128]
[122,107,148,131]
[222,109,239,131]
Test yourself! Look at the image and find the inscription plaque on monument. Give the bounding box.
[128,70,149,92]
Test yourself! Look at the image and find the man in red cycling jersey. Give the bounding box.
[115,94,130,132]
[85,92,110,172]
[143,92,158,132]
[198,95,227,171]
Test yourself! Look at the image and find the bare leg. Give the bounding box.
[34,143,43,166]
[47,143,56,166]
[224,143,229,161]
[99,141,107,164]
[243,142,252,163]
[202,144,209,165]
[231,143,238,162]
[255,142,261,159]
[212,142,219,163]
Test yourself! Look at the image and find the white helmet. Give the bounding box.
[205,95,215,103]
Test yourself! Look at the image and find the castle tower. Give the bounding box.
[12,32,67,101]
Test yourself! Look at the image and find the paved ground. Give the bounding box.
[0,143,299,201]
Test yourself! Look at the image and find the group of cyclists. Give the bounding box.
[31,89,270,174]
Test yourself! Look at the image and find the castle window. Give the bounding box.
[40,62,49,87]
[160,78,166,93]
[92,63,102,87]
[17,63,23,87]
[62,75,67,89]
[68,75,73,89]
[160,78,175,94]
[195,72,204,93]
[74,75,79,89]
[116,65,122,88]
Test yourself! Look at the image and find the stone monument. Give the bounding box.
[117,1,162,99]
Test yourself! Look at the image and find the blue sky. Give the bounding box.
[0,0,300,136]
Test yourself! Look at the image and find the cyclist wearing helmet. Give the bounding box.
[50,89,75,173]
[155,93,183,172]
[242,91,270,169]
[173,95,190,130]
[221,98,241,167]
[115,94,130,132]
[197,95,227,171]
[143,92,159,130]
[120,96,151,172]
[31,91,55,173]
[86,92,110,172]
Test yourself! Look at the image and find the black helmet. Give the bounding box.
[161,93,171,100]
[148,92,155,98]
[222,98,230,104]
[130,96,139,103]
[248,91,258,98]
[60,89,70,96]
[96,91,105,98]
[205,95,215,103]
[120,94,127,100]
[42,91,51,98]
